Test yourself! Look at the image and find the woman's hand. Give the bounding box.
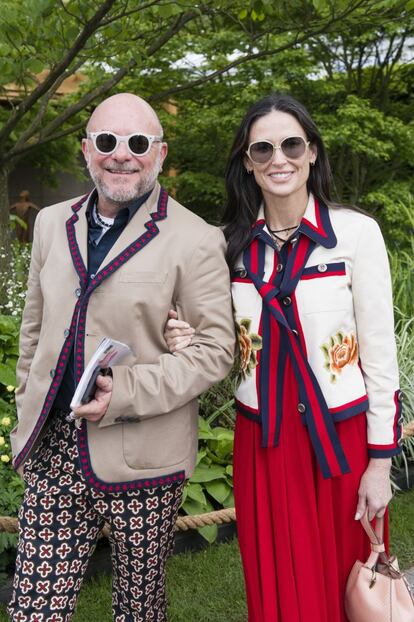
[355,458,392,521]
[164,309,195,353]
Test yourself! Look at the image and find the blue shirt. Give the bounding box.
[54,188,151,411]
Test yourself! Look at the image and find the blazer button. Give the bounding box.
[75,288,82,298]
[239,269,247,278]
[50,369,56,379]
[318,263,328,273]
[398,437,404,447]
[64,328,70,338]
[297,403,306,414]
[283,296,292,306]
[398,416,404,425]
[292,329,299,336]
[397,390,404,402]
[276,263,283,273]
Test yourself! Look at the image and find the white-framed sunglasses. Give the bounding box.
[87,131,163,156]
[246,136,310,164]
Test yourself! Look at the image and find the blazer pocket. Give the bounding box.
[122,406,193,470]
[119,270,168,284]
[300,262,350,314]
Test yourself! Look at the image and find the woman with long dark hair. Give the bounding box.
[165,93,402,622]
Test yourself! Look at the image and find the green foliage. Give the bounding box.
[0,313,22,581]
[0,413,22,582]
[388,198,414,314]
[0,315,19,387]
[181,416,234,543]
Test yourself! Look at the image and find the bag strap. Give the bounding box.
[360,513,389,567]
[360,513,385,552]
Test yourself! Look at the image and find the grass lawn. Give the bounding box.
[0,488,413,621]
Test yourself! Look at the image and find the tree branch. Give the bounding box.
[146,17,345,103]
[0,0,118,143]
[6,59,137,162]
[8,120,86,162]
[12,58,86,150]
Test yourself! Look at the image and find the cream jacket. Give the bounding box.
[232,195,402,459]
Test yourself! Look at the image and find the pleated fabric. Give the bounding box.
[233,359,388,622]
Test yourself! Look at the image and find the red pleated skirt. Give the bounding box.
[233,364,388,622]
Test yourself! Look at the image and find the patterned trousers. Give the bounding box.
[8,415,184,622]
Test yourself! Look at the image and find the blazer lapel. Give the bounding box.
[95,184,161,274]
[66,193,90,290]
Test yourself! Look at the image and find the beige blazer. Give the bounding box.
[11,183,235,489]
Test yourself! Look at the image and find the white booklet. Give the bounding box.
[70,337,132,410]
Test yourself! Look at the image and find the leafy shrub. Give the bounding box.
[0,241,30,317]
[393,316,414,478]
[0,315,22,582]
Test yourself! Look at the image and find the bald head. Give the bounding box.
[87,93,163,136]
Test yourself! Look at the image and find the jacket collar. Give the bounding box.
[251,193,337,249]
[66,182,168,289]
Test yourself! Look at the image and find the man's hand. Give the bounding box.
[73,374,113,422]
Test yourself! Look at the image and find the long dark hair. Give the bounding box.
[222,93,334,270]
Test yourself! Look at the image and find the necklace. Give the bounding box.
[94,205,114,229]
[267,223,300,251]
[268,224,299,234]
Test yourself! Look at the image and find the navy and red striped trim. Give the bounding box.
[13,301,81,469]
[235,400,261,423]
[301,262,346,280]
[368,390,403,458]
[329,395,369,422]
[243,228,350,479]
[66,194,89,289]
[299,197,337,248]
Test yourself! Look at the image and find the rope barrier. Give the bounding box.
[0,507,237,536]
[0,420,413,536]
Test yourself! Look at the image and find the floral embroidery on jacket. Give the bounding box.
[321,331,358,383]
[234,318,262,385]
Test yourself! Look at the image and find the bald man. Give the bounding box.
[8,93,235,621]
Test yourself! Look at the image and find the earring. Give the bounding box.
[246,169,253,174]
[310,160,316,167]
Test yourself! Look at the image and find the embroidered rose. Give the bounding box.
[321,331,358,383]
[233,318,262,385]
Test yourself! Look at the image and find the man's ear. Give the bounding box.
[159,141,168,172]
[81,138,90,166]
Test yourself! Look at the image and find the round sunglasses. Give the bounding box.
[87,131,163,156]
[246,136,310,165]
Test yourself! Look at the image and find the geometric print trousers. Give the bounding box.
[7,415,184,622]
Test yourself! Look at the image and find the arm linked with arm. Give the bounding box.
[98,226,235,427]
